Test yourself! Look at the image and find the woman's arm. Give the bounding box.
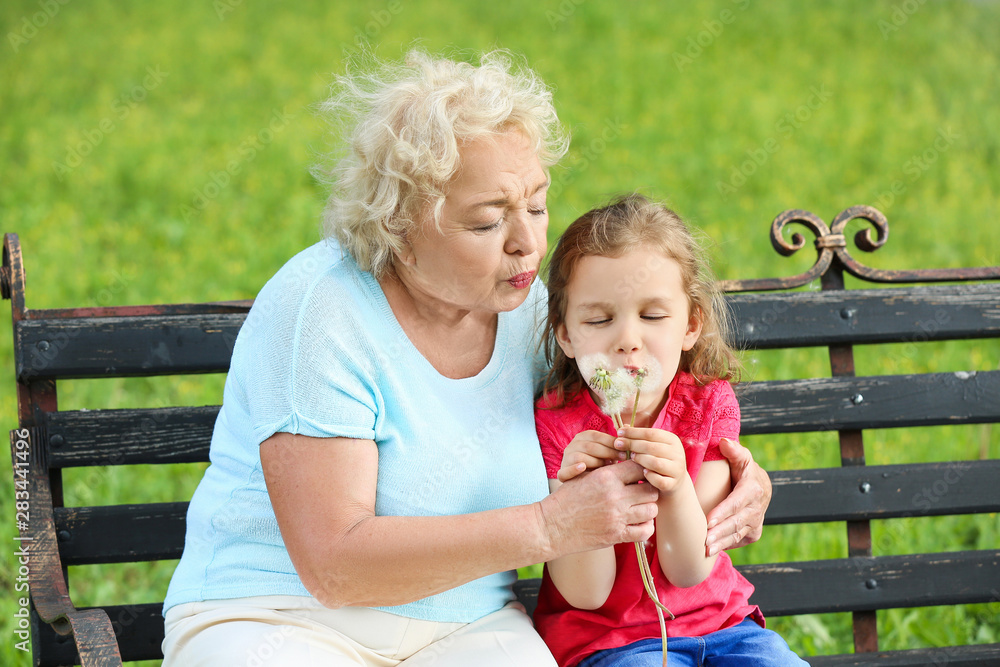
[261,432,657,609]
[543,479,617,609]
[704,438,772,556]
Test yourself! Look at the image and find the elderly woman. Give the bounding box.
[161,50,771,666]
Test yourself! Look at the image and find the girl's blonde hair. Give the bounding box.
[316,49,569,279]
[541,193,741,406]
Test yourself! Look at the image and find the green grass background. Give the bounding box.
[1,0,998,663]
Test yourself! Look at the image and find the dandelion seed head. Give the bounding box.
[580,353,611,389]
[603,368,634,415]
[633,356,663,391]
[579,354,632,417]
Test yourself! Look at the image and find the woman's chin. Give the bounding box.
[493,287,533,312]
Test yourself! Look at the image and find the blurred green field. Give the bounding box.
[1,0,998,663]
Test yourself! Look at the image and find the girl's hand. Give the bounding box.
[614,427,689,495]
[558,430,626,483]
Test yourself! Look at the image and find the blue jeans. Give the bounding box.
[576,620,809,667]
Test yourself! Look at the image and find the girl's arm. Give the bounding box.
[542,429,626,609]
[705,438,771,555]
[261,432,657,609]
[616,427,726,588]
[653,459,730,588]
[543,479,618,609]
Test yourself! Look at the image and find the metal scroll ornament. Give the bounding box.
[719,206,1000,293]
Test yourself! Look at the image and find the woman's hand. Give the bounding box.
[704,438,771,556]
[541,460,658,555]
[613,427,689,495]
[557,429,626,482]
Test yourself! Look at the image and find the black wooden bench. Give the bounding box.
[6,205,1000,666]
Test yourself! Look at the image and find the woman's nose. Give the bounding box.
[504,212,538,256]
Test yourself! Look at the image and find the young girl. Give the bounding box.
[534,194,806,667]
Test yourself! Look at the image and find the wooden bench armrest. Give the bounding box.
[61,610,123,667]
[12,427,123,666]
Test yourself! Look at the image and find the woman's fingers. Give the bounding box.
[705,438,772,554]
[544,460,659,552]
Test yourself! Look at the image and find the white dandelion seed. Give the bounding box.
[632,356,662,392]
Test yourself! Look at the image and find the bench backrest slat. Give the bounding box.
[740,370,1000,434]
[41,368,1000,470]
[13,284,1000,381]
[730,284,1000,348]
[765,460,1000,523]
[15,312,245,380]
[45,407,217,467]
[54,503,187,565]
[53,459,1000,567]
[513,548,1000,617]
[738,549,1000,616]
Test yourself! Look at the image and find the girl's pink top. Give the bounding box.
[533,371,763,667]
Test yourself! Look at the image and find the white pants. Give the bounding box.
[161,595,557,667]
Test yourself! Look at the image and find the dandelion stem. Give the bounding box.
[588,361,670,664]
[629,389,641,429]
[630,381,669,665]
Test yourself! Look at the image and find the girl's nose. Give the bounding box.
[615,319,642,354]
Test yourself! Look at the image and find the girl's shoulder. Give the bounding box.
[665,372,739,424]
[534,387,589,418]
[535,389,608,439]
[672,371,735,399]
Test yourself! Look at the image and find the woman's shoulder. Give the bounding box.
[257,239,354,301]
[235,240,378,356]
[247,240,374,323]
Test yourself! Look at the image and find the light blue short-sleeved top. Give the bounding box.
[163,240,551,622]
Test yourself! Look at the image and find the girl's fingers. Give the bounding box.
[616,437,684,462]
[616,426,676,443]
[631,452,684,479]
[557,461,586,483]
[568,452,616,471]
[571,434,626,462]
[614,427,682,453]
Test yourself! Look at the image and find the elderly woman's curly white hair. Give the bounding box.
[317,49,569,279]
